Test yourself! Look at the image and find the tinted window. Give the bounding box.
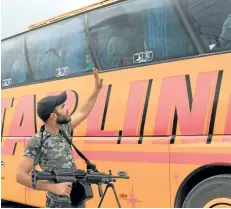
[88,0,197,70]
[26,15,94,81]
[179,0,231,52]
[1,36,29,87]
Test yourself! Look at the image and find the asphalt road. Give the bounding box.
[1,200,35,208]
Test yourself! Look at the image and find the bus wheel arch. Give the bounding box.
[174,164,231,208]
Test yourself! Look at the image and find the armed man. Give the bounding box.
[16,67,103,208]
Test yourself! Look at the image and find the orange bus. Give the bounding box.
[1,0,231,207]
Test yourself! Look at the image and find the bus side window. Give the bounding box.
[87,0,198,70]
[26,15,92,82]
[179,0,231,52]
[1,36,29,88]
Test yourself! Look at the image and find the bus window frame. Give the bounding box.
[1,0,231,90]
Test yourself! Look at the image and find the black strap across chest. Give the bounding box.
[33,126,95,170]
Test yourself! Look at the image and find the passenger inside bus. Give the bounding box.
[1,37,28,86]
[106,14,144,68]
[2,0,231,88]
[10,47,28,84]
[89,0,196,70]
[26,16,90,81]
[219,14,231,49]
[180,0,231,51]
[57,17,90,74]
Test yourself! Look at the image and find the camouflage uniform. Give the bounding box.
[24,123,85,208]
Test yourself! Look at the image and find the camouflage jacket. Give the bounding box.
[24,122,76,202]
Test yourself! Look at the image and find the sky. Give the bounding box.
[1,0,101,39]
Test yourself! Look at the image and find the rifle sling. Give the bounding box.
[34,126,92,168]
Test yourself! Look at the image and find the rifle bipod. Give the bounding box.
[98,183,121,208]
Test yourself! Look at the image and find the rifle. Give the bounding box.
[32,168,129,208]
[31,127,129,208]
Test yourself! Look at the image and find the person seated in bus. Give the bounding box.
[16,67,103,208]
[219,14,231,49]
[1,37,28,86]
[1,49,13,85]
[55,17,89,75]
[32,28,62,80]
[107,36,133,67]
[84,54,95,72]
[106,16,145,68]
[10,47,28,85]
[59,29,87,75]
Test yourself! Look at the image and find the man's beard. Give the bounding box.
[56,114,71,125]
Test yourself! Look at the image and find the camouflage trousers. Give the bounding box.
[46,198,86,208]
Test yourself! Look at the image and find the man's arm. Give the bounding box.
[70,67,103,130]
[16,156,72,197]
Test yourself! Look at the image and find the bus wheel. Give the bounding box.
[183,174,231,208]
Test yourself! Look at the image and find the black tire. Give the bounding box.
[183,174,231,208]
